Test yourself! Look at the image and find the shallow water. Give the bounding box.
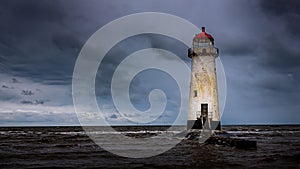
[0,125,299,168]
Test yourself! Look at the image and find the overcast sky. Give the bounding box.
[0,0,299,126]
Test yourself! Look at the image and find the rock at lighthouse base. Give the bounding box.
[185,130,257,150]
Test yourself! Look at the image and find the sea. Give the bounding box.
[0,125,299,169]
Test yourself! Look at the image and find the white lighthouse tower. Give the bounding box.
[187,27,221,130]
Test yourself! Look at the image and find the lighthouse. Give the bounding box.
[187,27,221,130]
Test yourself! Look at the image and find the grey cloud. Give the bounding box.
[0,1,82,85]
[20,100,44,105]
[95,34,187,124]
[21,90,34,95]
[0,89,19,101]
[0,111,78,126]
[2,85,10,89]
[0,0,299,125]
[52,33,82,52]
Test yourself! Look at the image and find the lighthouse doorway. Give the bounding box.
[201,104,208,127]
[201,104,208,117]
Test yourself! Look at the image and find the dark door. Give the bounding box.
[201,104,208,117]
[201,104,208,125]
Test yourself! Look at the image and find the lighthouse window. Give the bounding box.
[200,43,209,47]
[193,90,197,97]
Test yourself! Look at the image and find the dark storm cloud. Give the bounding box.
[218,0,300,124]
[52,33,81,52]
[0,0,299,125]
[0,1,84,85]
[95,34,188,124]
[258,0,300,69]
[96,33,189,96]
[260,0,300,18]
[0,0,141,85]
[252,0,300,91]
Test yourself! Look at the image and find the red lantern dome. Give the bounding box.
[194,27,214,44]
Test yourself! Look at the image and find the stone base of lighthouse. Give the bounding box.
[187,120,221,130]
